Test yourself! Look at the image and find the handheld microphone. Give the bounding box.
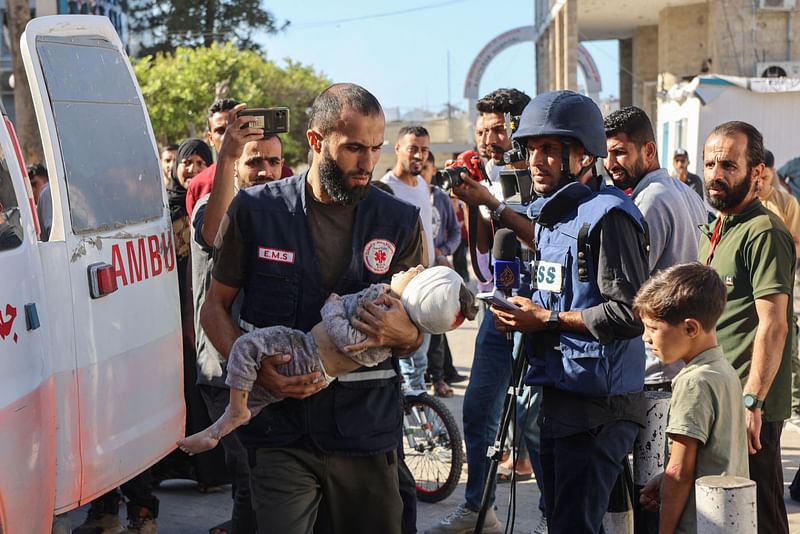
[492,228,520,297]
[492,229,520,344]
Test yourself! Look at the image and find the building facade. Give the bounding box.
[536,0,800,122]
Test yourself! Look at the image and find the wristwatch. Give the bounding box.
[743,393,764,411]
[491,202,508,222]
[546,310,559,331]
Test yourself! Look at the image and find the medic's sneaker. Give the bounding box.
[424,503,502,534]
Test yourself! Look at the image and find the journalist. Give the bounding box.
[489,91,649,533]
[427,89,531,534]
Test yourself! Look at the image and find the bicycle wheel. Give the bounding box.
[403,393,464,503]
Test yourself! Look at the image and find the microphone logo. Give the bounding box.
[498,264,517,288]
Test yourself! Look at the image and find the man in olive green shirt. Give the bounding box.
[698,121,795,534]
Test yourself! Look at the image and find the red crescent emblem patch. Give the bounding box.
[363,239,396,275]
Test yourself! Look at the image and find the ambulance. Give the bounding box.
[0,15,184,533]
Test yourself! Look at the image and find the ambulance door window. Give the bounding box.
[35,35,163,234]
[0,145,22,251]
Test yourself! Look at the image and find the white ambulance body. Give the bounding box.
[0,16,184,533]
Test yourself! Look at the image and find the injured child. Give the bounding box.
[178,265,476,454]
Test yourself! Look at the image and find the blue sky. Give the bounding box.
[258,0,619,113]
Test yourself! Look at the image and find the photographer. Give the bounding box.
[489,91,649,533]
[428,88,531,534]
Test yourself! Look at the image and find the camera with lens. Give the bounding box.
[499,168,535,209]
[502,112,526,165]
[503,140,527,165]
[432,166,467,192]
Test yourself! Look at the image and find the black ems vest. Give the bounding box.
[234,174,420,454]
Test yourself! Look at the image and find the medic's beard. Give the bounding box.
[319,149,370,205]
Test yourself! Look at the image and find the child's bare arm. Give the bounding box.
[659,434,699,534]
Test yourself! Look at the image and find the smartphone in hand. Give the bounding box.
[475,290,519,311]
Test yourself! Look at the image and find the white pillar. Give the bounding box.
[695,475,757,533]
[633,391,671,486]
[602,510,633,534]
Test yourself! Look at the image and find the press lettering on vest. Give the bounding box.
[363,239,396,275]
[258,247,296,264]
[531,260,564,292]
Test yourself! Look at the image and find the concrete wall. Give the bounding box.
[535,0,578,93]
[658,3,708,88]
[36,0,58,16]
[653,1,800,83]
[632,25,659,120]
[707,0,800,78]
[619,38,633,107]
[625,1,800,132]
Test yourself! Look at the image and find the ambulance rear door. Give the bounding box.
[21,15,184,505]
[0,112,56,534]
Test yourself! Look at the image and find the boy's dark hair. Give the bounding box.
[162,143,179,153]
[27,163,48,180]
[476,88,531,117]
[707,121,764,174]
[633,262,726,330]
[604,106,656,148]
[397,125,429,139]
[309,83,383,137]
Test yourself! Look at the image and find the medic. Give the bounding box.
[201,83,426,533]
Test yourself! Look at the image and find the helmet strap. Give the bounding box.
[560,140,572,183]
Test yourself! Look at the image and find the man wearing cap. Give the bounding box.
[487,91,650,532]
[672,148,705,199]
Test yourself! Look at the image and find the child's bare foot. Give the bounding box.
[178,430,220,455]
[177,406,251,455]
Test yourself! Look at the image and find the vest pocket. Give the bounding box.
[557,334,610,396]
[333,379,402,437]
[247,272,299,327]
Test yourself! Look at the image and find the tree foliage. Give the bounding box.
[7,0,42,164]
[133,43,330,166]
[125,0,288,57]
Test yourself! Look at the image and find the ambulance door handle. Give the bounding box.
[24,303,40,330]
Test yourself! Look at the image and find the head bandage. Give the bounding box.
[401,266,467,334]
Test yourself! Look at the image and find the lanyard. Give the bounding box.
[705,216,724,266]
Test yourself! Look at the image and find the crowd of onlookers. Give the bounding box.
[22,81,800,534]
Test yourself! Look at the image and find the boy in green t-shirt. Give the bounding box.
[634,263,749,534]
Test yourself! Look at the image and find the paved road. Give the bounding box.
[68,317,800,532]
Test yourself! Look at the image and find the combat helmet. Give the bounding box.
[512,90,606,157]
